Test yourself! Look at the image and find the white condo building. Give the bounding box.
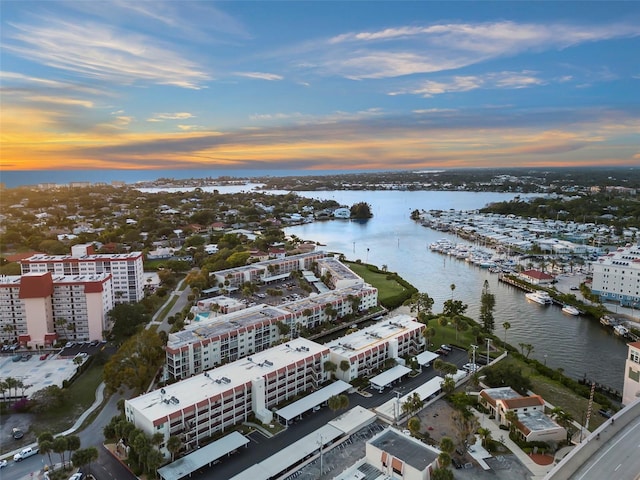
[20,243,144,303]
[623,341,640,406]
[166,283,378,379]
[211,251,326,289]
[0,271,113,346]
[325,315,425,381]
[126,338,329,456]
[591,243,640,307]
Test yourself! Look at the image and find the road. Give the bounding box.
[189,348,469,480]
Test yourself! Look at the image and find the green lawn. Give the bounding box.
[345,262,409,304]
[35,361,105,436]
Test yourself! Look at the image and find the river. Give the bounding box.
[284,190,627,392]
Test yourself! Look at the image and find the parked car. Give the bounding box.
[452,457,463,469]
[441,344,453,352]
[0,459,8,468]
[40,353,49,360]
[12,427,24,439]
[68,472,84,480]
[463,363,479,373]
[598,408,613,418]
[14,446,38,461]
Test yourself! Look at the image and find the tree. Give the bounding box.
[439,436,455,455]
[437,452,452,469]
[479,279,496,333]
[451,409,479,448]
[407,416,421,436]
[327,394,349,412]
[477,427,492,447]
[450,283,456,300]
[167,435,183,462]
[38,432,55,467]
[483,362,532,395]
[350,202,373,219]
[104,329,165,394]
[30,385,67,412]
[108,303,150,343]
[66,434,81,458]
[505,410,519,433]
[403,292,434,316]
[432,468,454,480]
[422,326,436,348]
[324,361,337,374]
[502,321,511,346]
[440,376,456,395]
[339,360,350,373]
[442,299,468,317]
[402,392,423,417]
[52,436,68,468]
[71,447,98,475]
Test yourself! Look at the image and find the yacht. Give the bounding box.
[525,291,552,305]
[613,325,629,337]
[562,305,580,316]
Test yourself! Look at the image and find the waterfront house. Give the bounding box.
[520,269,555,285]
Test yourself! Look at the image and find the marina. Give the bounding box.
[286,189,631,392]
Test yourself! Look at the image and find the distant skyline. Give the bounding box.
[1,1,639,172]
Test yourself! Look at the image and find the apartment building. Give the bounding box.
[591,243,640,307]
[0,271,113,346]
[20,243,144,303]
[126,338,329,456]
[325,314,425,382]
[166,283,378,379]
[317,256,364,289]
[211,251,326,288]
[623,341,640,406]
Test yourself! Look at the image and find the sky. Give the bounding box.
[1,1,640,172]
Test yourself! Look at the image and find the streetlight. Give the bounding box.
[544,354,547,366]
[471,344,478,368]
[486,338,491,366]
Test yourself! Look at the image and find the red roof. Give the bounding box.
[502,395,545,409]
[522,270,555,280]
[4,251,42,262]
[19,272,54,299]
[628,341,640,349]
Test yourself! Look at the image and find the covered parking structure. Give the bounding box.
[369,365,412,392]
[230,424,344,480]
[274,380,351,425]
[157,432,249,480]
[416,350,439,367]
[375,376,444,422]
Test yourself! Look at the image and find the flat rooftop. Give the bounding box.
[369,429,439,471]
[128,338,327,421]
[317,257,363,282]
[519,410,561,432]
[325,314,420,355]
[481,386,522,401]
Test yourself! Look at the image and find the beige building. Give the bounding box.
[591,243,640,307]
[480,387,566,443]
[623,341,640,406]
[0,271,113,346]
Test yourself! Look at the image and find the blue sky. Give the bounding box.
[1,1,639,171]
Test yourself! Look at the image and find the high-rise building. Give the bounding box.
[0,271,113,346]
[591,243,640,307]
[623,341,640,406]
[20,243,144,303]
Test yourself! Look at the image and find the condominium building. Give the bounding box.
[20,243,144,303]
[166,283,378,379]
[316,257,364,289]
[325,315,425,382]
[591,243,640,307]
[623,341,640,406]
[0,271,113,346]
[211,251,326,288]
[126,338,329,456]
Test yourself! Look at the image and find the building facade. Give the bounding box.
[166,283,378,379]
[623,341,640,406]
[0,271,113,346]
[325,315,425,381]
[20,243,144,303]
[591,243,640,307]
[126,338,329,456]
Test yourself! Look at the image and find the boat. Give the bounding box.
[525,291,553,305]
[562,305,580,316]
[613,325,629,337]
[600,315,615,326]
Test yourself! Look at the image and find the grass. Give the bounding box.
[156,294,180,322]
[345,262,408,304]
[36,361,105,436]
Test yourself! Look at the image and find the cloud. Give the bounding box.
[234,72,284,81]
[4,18,210,89]
[391,71,545,97]
[26,96,94,108]
[147,112,195,122]
[318,21,640,79]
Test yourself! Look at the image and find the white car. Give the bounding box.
[463,363,479,372]
[0,459,8,468]
[68,473,84,480]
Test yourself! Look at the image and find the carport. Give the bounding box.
[416,350,439,367]
[369,365,412,392]
[157,431,248,480]
[274,380,351,425]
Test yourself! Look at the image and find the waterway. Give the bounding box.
[284,190,628,392]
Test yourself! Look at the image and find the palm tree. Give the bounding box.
[477,427,492,447]
[407,416,421,436]
[450,283,456,300]
[167,435,182,462]
[422,326,435,348]
[502,322,511,346]
[439,436,455,456]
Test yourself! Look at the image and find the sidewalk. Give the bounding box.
[470,408,553,480]
[4,382,106,474]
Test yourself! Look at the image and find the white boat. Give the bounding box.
[525,291,552,305]
[613,325,629,337]
[562,305,580,316]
